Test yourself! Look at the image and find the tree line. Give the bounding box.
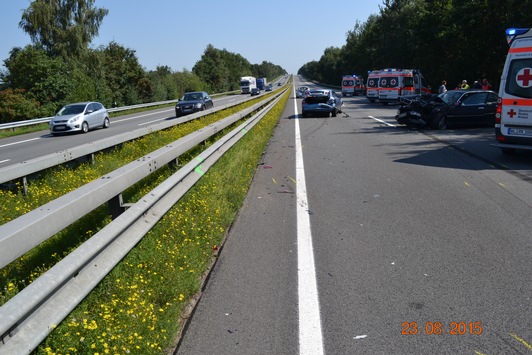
[298,0,532,92]
[0,0,286,124]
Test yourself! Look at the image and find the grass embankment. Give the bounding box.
[0,89,290,354]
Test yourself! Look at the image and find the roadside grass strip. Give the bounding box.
[0,89,289,353]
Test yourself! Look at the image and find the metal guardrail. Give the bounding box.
[0,91,253,186]
[0,90,286,354]
[0,91,238,131]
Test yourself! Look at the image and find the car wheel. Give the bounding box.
[331,109,337,117]
[369,99,375,103]
[102,117,110,129]
[175,109,180,117]
[431,111,447,130]
[81,121,89,133]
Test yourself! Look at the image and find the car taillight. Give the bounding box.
[495,97,502,124]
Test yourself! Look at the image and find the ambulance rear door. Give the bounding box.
[498,31,532,144]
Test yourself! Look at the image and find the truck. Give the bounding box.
[240,76,256,94]
[257,77,267,90]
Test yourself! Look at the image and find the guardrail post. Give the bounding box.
[22,176,28,196]
[108,193,133,219]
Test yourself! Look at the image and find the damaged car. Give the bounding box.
[301,89,343,118]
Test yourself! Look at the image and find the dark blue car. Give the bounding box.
[175,91,214,117]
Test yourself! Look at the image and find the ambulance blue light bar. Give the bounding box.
[506,28,530,44]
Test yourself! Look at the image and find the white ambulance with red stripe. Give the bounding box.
[376,68,431,104]
[366,70,381,103]
[493,28,532,154]
[341,74,366,96]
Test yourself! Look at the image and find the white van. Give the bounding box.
[493,28,532,154]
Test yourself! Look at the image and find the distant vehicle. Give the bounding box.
[367,68,431,104]
[395,90,499,129]
[492,27,532,154]
[366,71,380,103]
[250,87,261,96]
[278,82,282,86]
[341,74,366,96]
[265,84,273,92]
[175,91,213,117]
[240,76,256,94]
[296,86,310,98]
[49,102,110,135]
[301,89,343,117]
[257,77,267,90]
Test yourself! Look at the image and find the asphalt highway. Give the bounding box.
[175,77,532,354]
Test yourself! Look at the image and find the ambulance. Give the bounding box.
[376,68,431,104]
[366,70,381,103]
[492,28,532,154]
[341,74,366,96]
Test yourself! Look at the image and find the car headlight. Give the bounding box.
[69,115,82,123]
[194,103,202,109]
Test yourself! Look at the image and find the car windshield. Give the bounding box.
[57,104,86,116]
[439,91,464,105]
[183,93,201,101]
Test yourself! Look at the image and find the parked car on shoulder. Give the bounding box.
[301,89,343,117]
[251,87,261,96]
[175,91,213,117]
[49,102,110,135]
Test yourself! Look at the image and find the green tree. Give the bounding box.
[1,45,73,114]
[19,0,108,59]
[0,89,41,123]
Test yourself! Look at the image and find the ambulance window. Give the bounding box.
[380,77,398,87]
[404,77,414,87]
[506,58,532,98]
[367,79,378,87]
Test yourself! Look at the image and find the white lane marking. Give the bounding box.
[293,87,325,355]
[0,137,42,148]
[112,109,174,124]
[369,115,396,127]
[0,159,11,164]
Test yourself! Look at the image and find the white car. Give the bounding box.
[50,102,110,135]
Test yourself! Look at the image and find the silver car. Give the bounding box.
[50,102,110,135]
[296,86,310,98]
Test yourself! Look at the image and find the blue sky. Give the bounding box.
[1,0,383,75]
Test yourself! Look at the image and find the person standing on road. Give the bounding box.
[482,78,492,90]
[438,80,447,94]
[461,80,470,89]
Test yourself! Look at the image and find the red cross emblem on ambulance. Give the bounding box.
[516,68,532,88]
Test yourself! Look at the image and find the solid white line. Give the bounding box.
[369,115,396,127]
[293,88,324,355]
[0,137,42,148]
[0,159,10,164]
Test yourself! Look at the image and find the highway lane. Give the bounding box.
[0,94,250,168]
[176,78,532,354]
